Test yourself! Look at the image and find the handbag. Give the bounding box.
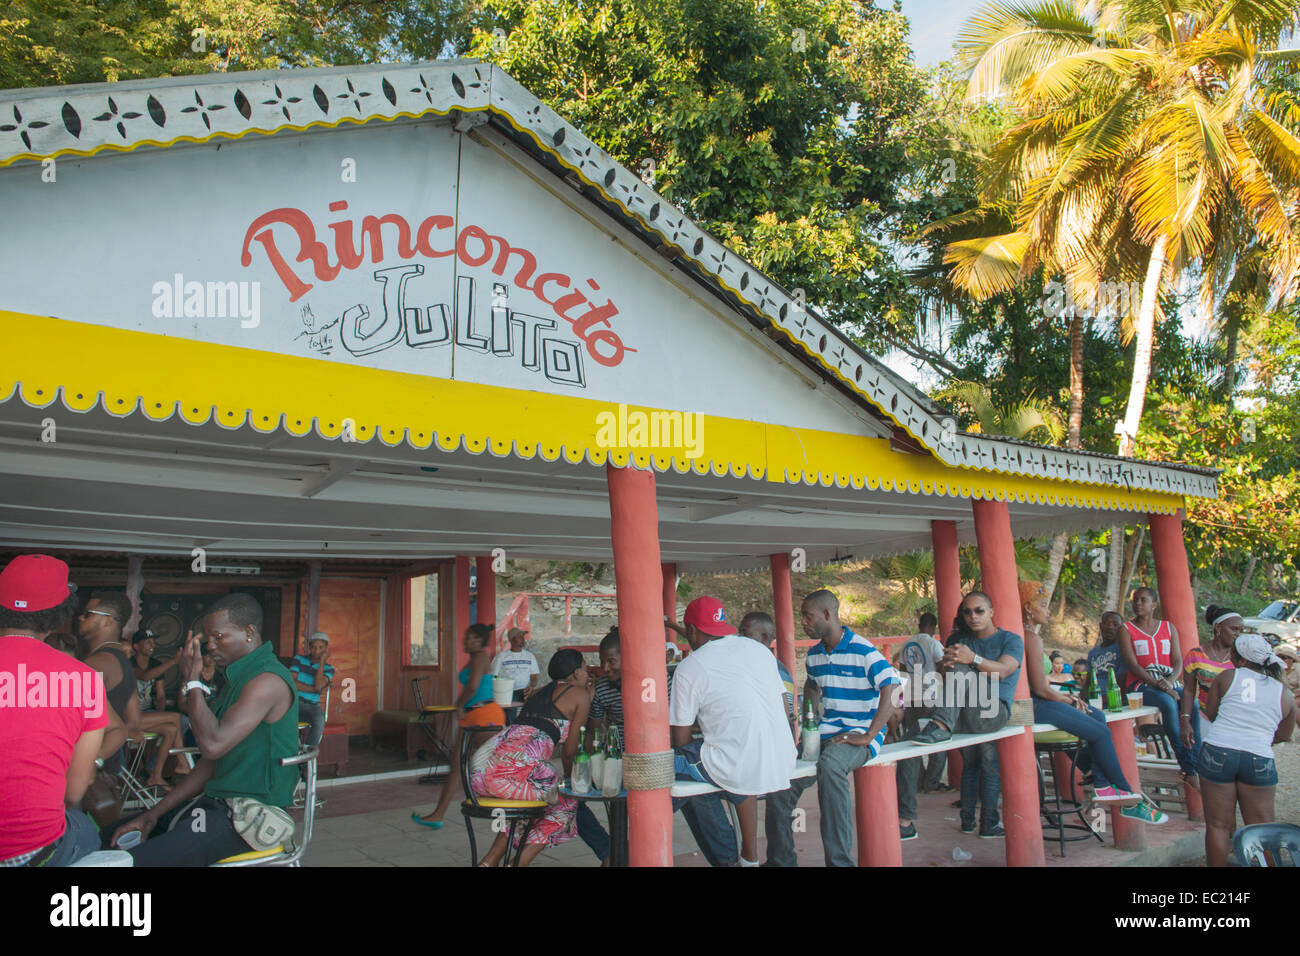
[226,797,296,851]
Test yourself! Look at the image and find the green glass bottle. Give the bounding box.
[1106,668,1122,712]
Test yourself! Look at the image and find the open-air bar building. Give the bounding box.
[0,60,1219,865]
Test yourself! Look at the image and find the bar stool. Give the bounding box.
[1035,730,1103,857]
[411,677,456,783]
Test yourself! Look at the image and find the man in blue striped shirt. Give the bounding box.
[802,589,900,867]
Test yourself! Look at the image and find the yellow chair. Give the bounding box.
[212,746,319,867]
[458,725,546,866]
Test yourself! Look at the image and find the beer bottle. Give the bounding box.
[800,698,820,762]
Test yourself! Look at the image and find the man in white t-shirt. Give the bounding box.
[669,596,796,867]
[490,628,539,703]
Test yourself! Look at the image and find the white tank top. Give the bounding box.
[1203,669,1284,759]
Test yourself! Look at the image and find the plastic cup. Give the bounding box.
[1127,693,1142,711]
[115,829,143,849]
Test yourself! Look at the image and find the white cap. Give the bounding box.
[309,631,329,644]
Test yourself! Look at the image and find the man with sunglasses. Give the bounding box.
[78,592,144,766]
[904,590,1023,838]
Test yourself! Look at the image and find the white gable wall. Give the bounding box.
[0,117,885,439]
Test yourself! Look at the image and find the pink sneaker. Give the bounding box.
[1093,786,1142,807]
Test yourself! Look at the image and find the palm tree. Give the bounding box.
[934,380,1066,443]
[927,0,1300,609]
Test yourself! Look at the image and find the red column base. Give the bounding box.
[853,764,902,867]
[1109,719,1147,851]
[947,749,963,789]
[626,790,674,867]
[998,729,1046,866]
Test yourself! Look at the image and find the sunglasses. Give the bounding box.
[961,607,990,616]
[80,609,119,622]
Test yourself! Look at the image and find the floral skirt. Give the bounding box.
[469,722,577,848]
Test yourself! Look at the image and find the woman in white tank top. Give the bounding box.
[1197,634,1296,867]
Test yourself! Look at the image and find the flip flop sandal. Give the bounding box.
[411,812,444,829]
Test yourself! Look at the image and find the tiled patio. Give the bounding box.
[298,772,1205,867]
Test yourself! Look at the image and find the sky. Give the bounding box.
[897,0,986,67]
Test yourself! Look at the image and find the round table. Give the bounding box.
[558,785,628,867]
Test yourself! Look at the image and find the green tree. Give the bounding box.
[462,0,938,353]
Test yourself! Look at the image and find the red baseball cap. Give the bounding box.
[0,554,74,612]
[684,596,732,637]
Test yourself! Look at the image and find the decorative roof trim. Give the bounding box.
[0,62,1217,500]
[3,310,1199,515]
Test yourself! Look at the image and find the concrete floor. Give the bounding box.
[297,773,1205,867]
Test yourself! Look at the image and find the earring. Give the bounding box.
[247,637,252,643]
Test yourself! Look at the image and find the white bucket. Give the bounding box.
[491,676,514,707]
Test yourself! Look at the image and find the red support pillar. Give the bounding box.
[607,464,673,867]
[661,562,678,652]
[931,520,962,642]
[1109,718,1146,849]
[1148,509,1205,822]
[972,497,1045,867]
[475,555,497,653]
[769,553,797,688]
[454,555,471,673]
[854,765,903,866]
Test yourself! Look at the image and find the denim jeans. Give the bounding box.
[816,739,873,866]
[1032,696,1132,792]
[28,809,101,867]
[1142,685,1198,774]
[298,698,326,747]
[672,741,741,865]
[764,775,817,866]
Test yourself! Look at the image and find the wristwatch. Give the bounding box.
[972,654,984,667]
[182,680,211,697]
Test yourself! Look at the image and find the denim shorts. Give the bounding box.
[1197,743,1278,786]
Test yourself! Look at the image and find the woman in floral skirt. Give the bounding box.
[472,648,592,866]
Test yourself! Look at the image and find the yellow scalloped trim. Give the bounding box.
[2,311,1195,515]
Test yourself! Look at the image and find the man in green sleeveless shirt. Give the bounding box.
[107,593,300,866]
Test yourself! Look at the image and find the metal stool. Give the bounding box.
[1035,730,1103,857]
[411,676,456,783]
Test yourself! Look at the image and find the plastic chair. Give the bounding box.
[212,746,320,867]
[1034,730,1103,857]
[458,724,546,866]
[1233,823,1300,867]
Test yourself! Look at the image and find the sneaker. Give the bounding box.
[979,821,1006,839]
[900,823,919,841]
[907,722,952,746]
[960,815,976,834]
[1093,785,1142,807]
[1120,799,1169,826]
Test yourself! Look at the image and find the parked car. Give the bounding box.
[1241,600,1300,645]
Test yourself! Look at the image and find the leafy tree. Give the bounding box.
[462,0,940,353]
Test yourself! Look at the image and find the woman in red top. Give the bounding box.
[1121,587,1198,787]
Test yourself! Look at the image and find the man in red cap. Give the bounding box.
[0,554,123,866]
[669,596,796,866]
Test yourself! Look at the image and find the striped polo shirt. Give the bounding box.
[806,627,900,754]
